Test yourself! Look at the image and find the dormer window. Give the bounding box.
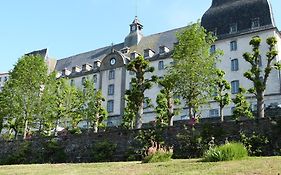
[229,23,237,34]
[121,47,130,54]
[82,63,92,72]
[144,48,155,58]
[159,46,170,54]
[62,68,71,76]
[93,60,101,69]
[130,51,140,59]
[71,66,81,74]
[251,18,260,29]
[211,28,217,36]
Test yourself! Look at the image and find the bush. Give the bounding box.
[43,138,67,163]
[91,140,117,162]
[240,132,270,156]
[142,151,172,163]
[203,142,248,162]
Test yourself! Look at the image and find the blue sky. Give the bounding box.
[0,0,281,72]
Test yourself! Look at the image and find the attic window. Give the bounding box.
[82,64,92,72]
[93,60,101,69]
[211,28,217,36]
[121,47,130,54]
[229,23,237,34]
[159,46,170,54]
[130,52,140,59]
[251,18,260,29]
[144,49,155,58]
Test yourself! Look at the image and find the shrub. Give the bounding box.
[240,132,270,156]
[203,142,248,162]
[43,138,67,163]
[91,140,117,162]
[142,151,172,163]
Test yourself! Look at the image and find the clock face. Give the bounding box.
[131,25,136,31]
[110,58,116,65]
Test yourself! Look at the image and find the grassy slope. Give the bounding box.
[0,157,280,175]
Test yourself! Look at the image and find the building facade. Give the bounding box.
[54,0,281,126]
[0,73,9,92]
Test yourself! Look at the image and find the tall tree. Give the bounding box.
[213,69,231,122]
[155,75,180,126]
[82,79,107,133]
[1,54,49,139]
[171,22,221,119]
[243,36,280,119]
[125,55,156,129]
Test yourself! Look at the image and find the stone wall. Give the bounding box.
[0,117,280,164]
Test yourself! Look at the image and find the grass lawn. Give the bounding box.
[0,157,280,175]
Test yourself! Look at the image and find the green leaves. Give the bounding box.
[171,22,220,119]
[243,36,279,118]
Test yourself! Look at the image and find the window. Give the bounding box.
[158,61,164,70]
[229,23,237,33]
[82,77,86,85]
[231,59,239,71]
[258,55,262,67]
[210,45,216,54]
[109,70,115,80]
[231,80,239,94]
[209,109,219,117]
[230,41,237,51]
[211,28,217,36]
[251,18,260,28]
[108,84,114,95]
[93,74,97,83]
[107,100,114,113]
[0,77,1,82]
[4,77,8,82]
[70,79,74,86]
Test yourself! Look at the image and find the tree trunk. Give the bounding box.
[54,119,59,136]
[257,91,265,119]
[93,121,98,133]
[220,106,224,122]
[188,106,192,119]
[23,119,28,140]
[135,102,143,129]
[168,97,174,126]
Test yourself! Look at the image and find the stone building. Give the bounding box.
[53,0,281,126]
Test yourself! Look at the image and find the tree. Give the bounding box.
[82,79,107,133]
[243,36,280,119]
[125,55,156,129]
[52,78,83,135]
[155,75,180,126]
[171,22,221,119]
[0,54,48,139]
[213,69,231,122]
[232,88,253,120]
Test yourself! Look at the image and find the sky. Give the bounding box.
[0,0,281,72]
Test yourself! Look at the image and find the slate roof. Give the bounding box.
[55,27,185,71]
[201,0,275,39]
[25,48,48,59]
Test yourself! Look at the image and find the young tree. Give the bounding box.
[243,36,280,119]
[213,69,231,122]
[82,79,107,133]
[1,54,49,139]
[125,55,156,129]
[232,88,253,120]
[52,78,83,135]
[171,22,221,119]
[155,75,180,126]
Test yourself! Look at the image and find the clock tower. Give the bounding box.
[124,16,144,47]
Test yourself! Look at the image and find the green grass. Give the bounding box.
[0,157,280,175]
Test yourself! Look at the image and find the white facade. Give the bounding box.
[54,0,281,126]
[0,73,9,92]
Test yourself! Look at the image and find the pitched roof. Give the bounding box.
[55,27,185,71]
[25,48,48,59]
